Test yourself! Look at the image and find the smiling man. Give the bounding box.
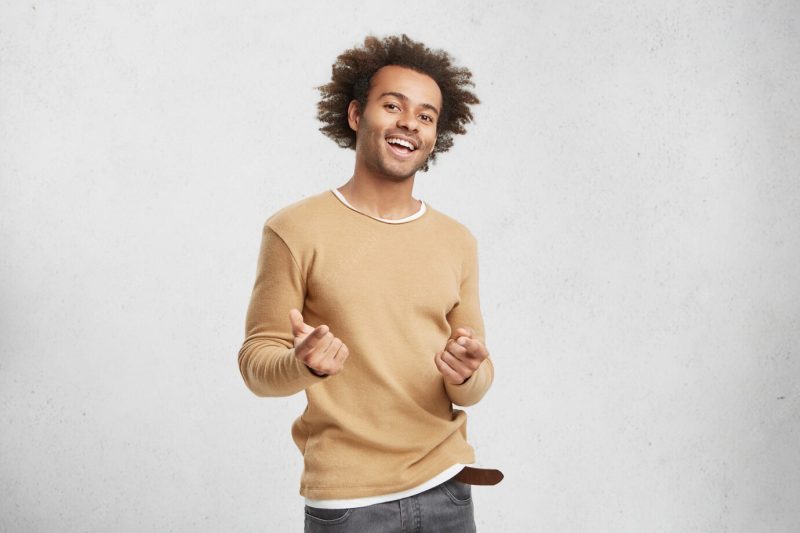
[238,34,500,532]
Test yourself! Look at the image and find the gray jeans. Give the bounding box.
[304,477,477,532]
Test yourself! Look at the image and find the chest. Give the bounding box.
[304,232,463,319]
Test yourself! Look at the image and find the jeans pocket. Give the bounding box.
[304,505,353,525]
[441,478,472,505]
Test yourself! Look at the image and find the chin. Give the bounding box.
[371,160,420,181]
[386,167,419,181]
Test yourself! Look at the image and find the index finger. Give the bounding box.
[304,324,330,348]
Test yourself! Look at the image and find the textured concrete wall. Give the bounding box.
[2,1,798,531]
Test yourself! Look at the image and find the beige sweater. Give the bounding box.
[238,190,494,499]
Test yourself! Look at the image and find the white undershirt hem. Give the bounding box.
[304,463,467,509]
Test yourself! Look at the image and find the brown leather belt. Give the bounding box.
[453,466,504,486]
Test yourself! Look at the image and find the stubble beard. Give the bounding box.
[361,133,429,182]
[366,154,425,182]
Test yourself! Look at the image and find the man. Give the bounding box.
[238,34,500,532]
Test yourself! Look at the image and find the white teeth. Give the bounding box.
[387,138,415,151]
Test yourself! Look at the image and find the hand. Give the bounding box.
[289,308,349,377]
[434,326,489,385]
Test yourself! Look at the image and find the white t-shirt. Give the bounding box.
[330,188,427,224]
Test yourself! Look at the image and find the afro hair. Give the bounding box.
[317,34,479,171]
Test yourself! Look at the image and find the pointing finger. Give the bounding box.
[446,339,468,359]
[448,337,487,363]
[303,324,329,349]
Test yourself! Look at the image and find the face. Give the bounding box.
[348,65,442,180]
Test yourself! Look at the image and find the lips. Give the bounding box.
[386,137,417,151]
[386,141,415,159]
[385,135,419,159]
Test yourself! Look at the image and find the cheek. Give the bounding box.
[426,136,437,154]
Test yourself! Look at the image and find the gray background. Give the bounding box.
[2,1,799,531]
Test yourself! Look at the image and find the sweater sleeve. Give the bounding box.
[444,233,494,407]
[237,223,326,397]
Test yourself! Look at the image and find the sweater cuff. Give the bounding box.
[241,346,328,397]
[289,349,330,385]
[444,358,494,407]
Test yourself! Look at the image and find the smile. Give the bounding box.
[386,136,419,158]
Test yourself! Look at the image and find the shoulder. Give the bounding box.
[425,203,478,248]
[263,190,336,237]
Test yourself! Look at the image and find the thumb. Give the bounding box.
[289,308,313,336]
[453,326,474,340]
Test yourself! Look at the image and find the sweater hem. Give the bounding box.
[298,454,476,500]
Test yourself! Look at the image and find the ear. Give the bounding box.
[347,100,360,132]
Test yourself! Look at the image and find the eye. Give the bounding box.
[420,114,434,123]
[384,103,400,111]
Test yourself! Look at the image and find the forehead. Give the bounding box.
[368,65,442,110]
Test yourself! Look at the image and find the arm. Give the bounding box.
[237,224,326,397]
[442,233,494,407]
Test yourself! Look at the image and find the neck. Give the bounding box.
[337,165,421,220]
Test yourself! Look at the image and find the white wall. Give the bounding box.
[2,1,798,531]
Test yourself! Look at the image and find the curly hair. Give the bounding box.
[317,34,479,171]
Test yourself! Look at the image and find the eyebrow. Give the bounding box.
[378,91,440,115]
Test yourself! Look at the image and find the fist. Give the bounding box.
[289,308,349,377]
[434,326,489,385]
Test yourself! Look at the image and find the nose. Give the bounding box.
[396,109,419,132]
